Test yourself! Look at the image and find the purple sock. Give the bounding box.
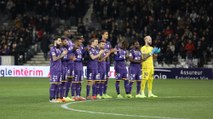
[71,83,76,97]
[79,83,82,96]
[129,82,134,94]
[65,81,71,97]
[124,80,130,94]
[55,84,59,98]
[99,83,103,96]
[86,85,90,97]
[49,84,57,100]
[92,83,97,96]
[103,79,108,94]
[76,83,80,96]
[59,83,64,98]
[115,81,120,94]
[137,81,141,94]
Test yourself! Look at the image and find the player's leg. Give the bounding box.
[71,69,79,100]
[135,71,143,98]
[97,72,105,99]
[65,66,73,98]
[60,66,68,101]
[92,70,99,99]
[129,67,135,97]
[49,72,59,103]
[115,71,123,98]
[103,63,112,98]
[86,69,94,99]
[148,68,157,97]
[78,72,86,101]
[141,69,149,98]
[75,70,81,100]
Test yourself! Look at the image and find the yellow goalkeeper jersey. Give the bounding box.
[141,45,154,69]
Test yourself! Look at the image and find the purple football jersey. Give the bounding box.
[129,48,142,80]
[87,47,99,70]
[114,45,127,70]
[98,51,107,73]
[49,46,62,72]
[73,47,84,70]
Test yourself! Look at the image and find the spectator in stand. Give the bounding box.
[185,39,195,59]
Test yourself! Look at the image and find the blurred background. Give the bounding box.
[0,0,212,68]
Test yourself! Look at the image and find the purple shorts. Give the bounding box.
[50,71,61,83]
[87,69,98,81]
[73,70,83,82]
[115,69,127,80]
[129,66,142,81]
[61,66,68,81]
[98,72,106,80]
[67,63,74,78]
[106,62,110,77]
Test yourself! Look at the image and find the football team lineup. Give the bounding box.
[49,34,161,102]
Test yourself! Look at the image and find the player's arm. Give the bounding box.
[90,49,104,60]
[141,47,160,62]
[106,48,117,58]
[141,53,151,62]
[52,49,68,61]
[129,55,142,63]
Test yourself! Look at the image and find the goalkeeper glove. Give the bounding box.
[156,48,161,54]
[150,47,158,55]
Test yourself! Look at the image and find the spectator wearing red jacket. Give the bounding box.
[184,39,195,59]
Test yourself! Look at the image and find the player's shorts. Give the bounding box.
[50,71,61,83]
[142,68,154,80]
[61,66,68,82]
[67,63,74,78]
[129,66,142,81]
[115,68,127,80]
[106,62,110,77]
[98,72,106,81]
[73,70,83,82]
[87,69,98,81]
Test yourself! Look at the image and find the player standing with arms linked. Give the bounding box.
[86,38,104,99]
[128,40,143,98]
[96,41,115,99]
[49,37,67,103]
[141,36,160,98]
[71,36,86,101]
[100,31,113,98]
[114,38,132,98]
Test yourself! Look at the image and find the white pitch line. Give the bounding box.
[159,95,213,98]
[61,99,187,119]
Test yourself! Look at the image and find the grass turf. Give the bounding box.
[0,77,213,119]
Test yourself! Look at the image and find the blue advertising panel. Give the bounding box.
[154,68,213,80]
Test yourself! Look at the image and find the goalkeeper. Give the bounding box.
[140,36,160,98]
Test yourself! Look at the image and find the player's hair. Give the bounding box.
[89,38,98,44]
[101,30,108,35]
[98,40,105,44]
[54,36,61,41]
[73,35,82,42]
[61,36,67,41]
[122,39,129,49]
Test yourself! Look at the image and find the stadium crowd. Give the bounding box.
[0,0,89,64]
[0,0,212,67]
[92,0,212,67]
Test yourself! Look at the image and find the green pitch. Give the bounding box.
[0,78,213,119]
